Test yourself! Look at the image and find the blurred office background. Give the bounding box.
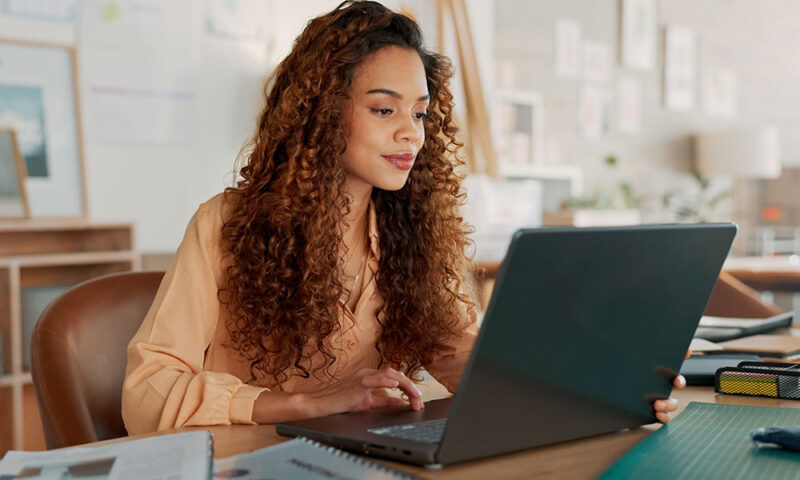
[2,0,798,258]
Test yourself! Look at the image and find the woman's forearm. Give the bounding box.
[251,390,315,424]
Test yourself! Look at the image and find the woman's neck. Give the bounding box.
[341,186,372,252]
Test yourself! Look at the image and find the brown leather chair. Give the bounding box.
[31,271,165,449]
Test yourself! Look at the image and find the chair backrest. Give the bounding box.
[31,271,165,449]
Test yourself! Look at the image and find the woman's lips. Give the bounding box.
[382,153,415,170]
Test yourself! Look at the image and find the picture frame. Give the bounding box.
[620,0,657,71]
[664,26,697,111]
[578,84,612,138]
[0,128,29,219]
[582,41,612,83]
[493,90,543,176]
[617,76,642,134]
[702,66,738,118]
[0,38,87,218]
[554,18,581,80]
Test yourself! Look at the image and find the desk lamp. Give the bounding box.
[694,126,782,254]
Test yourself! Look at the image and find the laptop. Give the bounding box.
[277,223,737,467]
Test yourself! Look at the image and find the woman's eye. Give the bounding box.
[414,111,429,120]
[372,108,393,116]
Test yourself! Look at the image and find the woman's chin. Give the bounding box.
[375,177,411,191]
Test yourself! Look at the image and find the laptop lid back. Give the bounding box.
[437,224,736,464]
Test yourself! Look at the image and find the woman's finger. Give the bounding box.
[370,396,408,409]
[361,374,400,390]
[654,398,679,412]
[673,374,686,389]
[655,411,672,424]
[379,369,424,410]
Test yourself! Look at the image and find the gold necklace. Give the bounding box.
[350,249,368,296]
[346,217,369,300]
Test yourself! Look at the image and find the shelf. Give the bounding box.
[0,222,134,257]
[0,386,12,454]
[0,250,138,268]
[0,372,31,387]
[0,222,139,455]
[498,164,584,197]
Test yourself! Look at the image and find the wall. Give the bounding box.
[494,0,800,223]
[84,0,343,253]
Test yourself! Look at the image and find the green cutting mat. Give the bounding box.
[599,402,800,480]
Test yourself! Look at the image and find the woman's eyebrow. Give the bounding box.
[366,88,429,101]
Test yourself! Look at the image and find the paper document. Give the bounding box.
[694,312,794,342]
[0,431,211,479]
[213,437,420,480]
[699,315,788,329]
[689,337,723,352]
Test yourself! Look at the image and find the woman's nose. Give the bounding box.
[395,116,422,144]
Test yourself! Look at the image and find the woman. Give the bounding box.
[122,1,682,434]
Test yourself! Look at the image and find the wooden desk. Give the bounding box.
[724,255,800,292]
[97,387,800,480]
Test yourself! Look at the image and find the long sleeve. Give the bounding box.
[122,196,268,434]
[423,304,479,394]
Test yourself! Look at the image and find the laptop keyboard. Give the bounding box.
[368,418,447,444]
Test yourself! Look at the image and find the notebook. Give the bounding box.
[720,334,800,359]
[599,402,800,480]
[213,437,420,479]
[694,312,794,342]
[679,354,762,385]
[277,224,737,467]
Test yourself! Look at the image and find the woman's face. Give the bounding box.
[341,45,429,195]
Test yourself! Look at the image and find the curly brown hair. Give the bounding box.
[220,0,475,387]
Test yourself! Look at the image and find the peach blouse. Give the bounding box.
[122,193,477,434]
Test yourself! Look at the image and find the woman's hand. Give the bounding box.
[654,348,691,424]
[305,367,423,418]
[252,367,423,424]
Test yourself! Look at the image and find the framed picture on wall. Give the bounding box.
[493,90,543,176]
[0,38,87,218]
[0,128,29,219]
[664,26,697,111]
[620,0,657,71]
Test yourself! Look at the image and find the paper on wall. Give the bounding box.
[578,84,611,138]
[554,19,581,80]
[617,76,641,134]
[702,66,738,118]
[79,0,200,147]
